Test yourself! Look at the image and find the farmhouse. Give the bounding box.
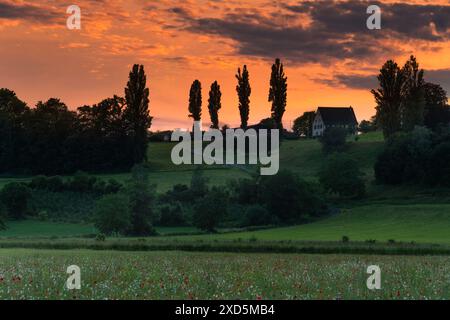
[312,107,358,137]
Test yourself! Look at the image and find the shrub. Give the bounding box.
[192,187,228,232]
[29,190,96,222]
[229,178,258,205]
[126,165,157,236]
[0,182,31,219]
[95,233,106,242]
[427,142,450,186]
[375,127,433,185]
[0,202,6,230]
[37,210,49,221]
[342,235,350,243]
[319,153,366,199]
[319,127,348,153]
[68,171,97,192]
[190,167,208,198]
[258,170,326,223]
[243,204,276,226]
[157,202,187,227]
[94,194,131,236]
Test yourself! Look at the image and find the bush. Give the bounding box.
[29,175,64,191]
[157,202,187,227]
[0,203,6,230]
[319,153,366,199]
[37,210,49,221]
[29,190,96,222]
[319,127,348,153]
[68,171,97,192]
[228,178,258,205]
[190,168,208,198]
[0,182,31,219]
[258,170,327,223]
[94,194,131,236]
[375,127,434,185]
[342,235,350,243]
[427,142,450,186]
[95,233,106,242]
[243,204,276,226]
[126,165,157,236]
[192,187,228,232]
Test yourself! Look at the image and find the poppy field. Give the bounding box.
[0,249,448,300]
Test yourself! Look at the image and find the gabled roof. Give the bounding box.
[317,107,358,126]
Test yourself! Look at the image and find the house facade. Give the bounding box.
[312,107,358,137]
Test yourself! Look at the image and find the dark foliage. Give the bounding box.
[371,60,404,138]
[243,204,277,227]
[374,126,450,186]
[124,64,152,164]
[192,186,228,232]
[319,127,348,153]
[319,153,366,199]
[423,82,449,130]
[268,58,287,129]
[188,80,202,121]
[0,182,31,220]
[94,194,131,235]
[208,81,222,129]
[0,64,152,175]
[293,111,315,137]
[258,170,327,223]
[126,165,157,236]
[358,118,377,133]
[236,65,251,129]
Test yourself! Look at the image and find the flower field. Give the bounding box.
[0,249,448,300]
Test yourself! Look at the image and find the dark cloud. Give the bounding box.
[184,14,393,63]
[426,69,450,93]
[0,1,60,22]
[284,1,450,41]
[324,69,450,93]
[169,0,449,64]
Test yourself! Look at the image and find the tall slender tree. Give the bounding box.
[236,65,251,129]
[208,81,222,129]
[401,55,425,131]
[269,58,287,129]
[123,64,152,164]
[371,60,405,138]
[189,80,202,121]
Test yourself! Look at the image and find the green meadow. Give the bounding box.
[0,249,448,300]
[0,132,449,300]
[1,131,449,246]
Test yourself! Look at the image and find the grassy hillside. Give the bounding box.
[2,203,449,244]
[1,131,449,245]
[170,203,450,244]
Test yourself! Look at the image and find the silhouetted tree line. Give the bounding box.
[0,64,152,174]
[375,126,450,186]
[372,55,449,138]
[187,58,287,131]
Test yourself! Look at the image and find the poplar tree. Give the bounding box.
[236,65,251,129]
[268,58,287,130]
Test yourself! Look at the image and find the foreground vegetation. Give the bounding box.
[0,249,448,299]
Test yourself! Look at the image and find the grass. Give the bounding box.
[0,249,448,299]
[0,131,448,247]
[0,221,96,238]
[168,203,450,244]
[0,221,201,238]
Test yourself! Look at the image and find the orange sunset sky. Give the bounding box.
[0,0,449,130]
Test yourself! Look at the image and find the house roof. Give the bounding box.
[317,107,358,126]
